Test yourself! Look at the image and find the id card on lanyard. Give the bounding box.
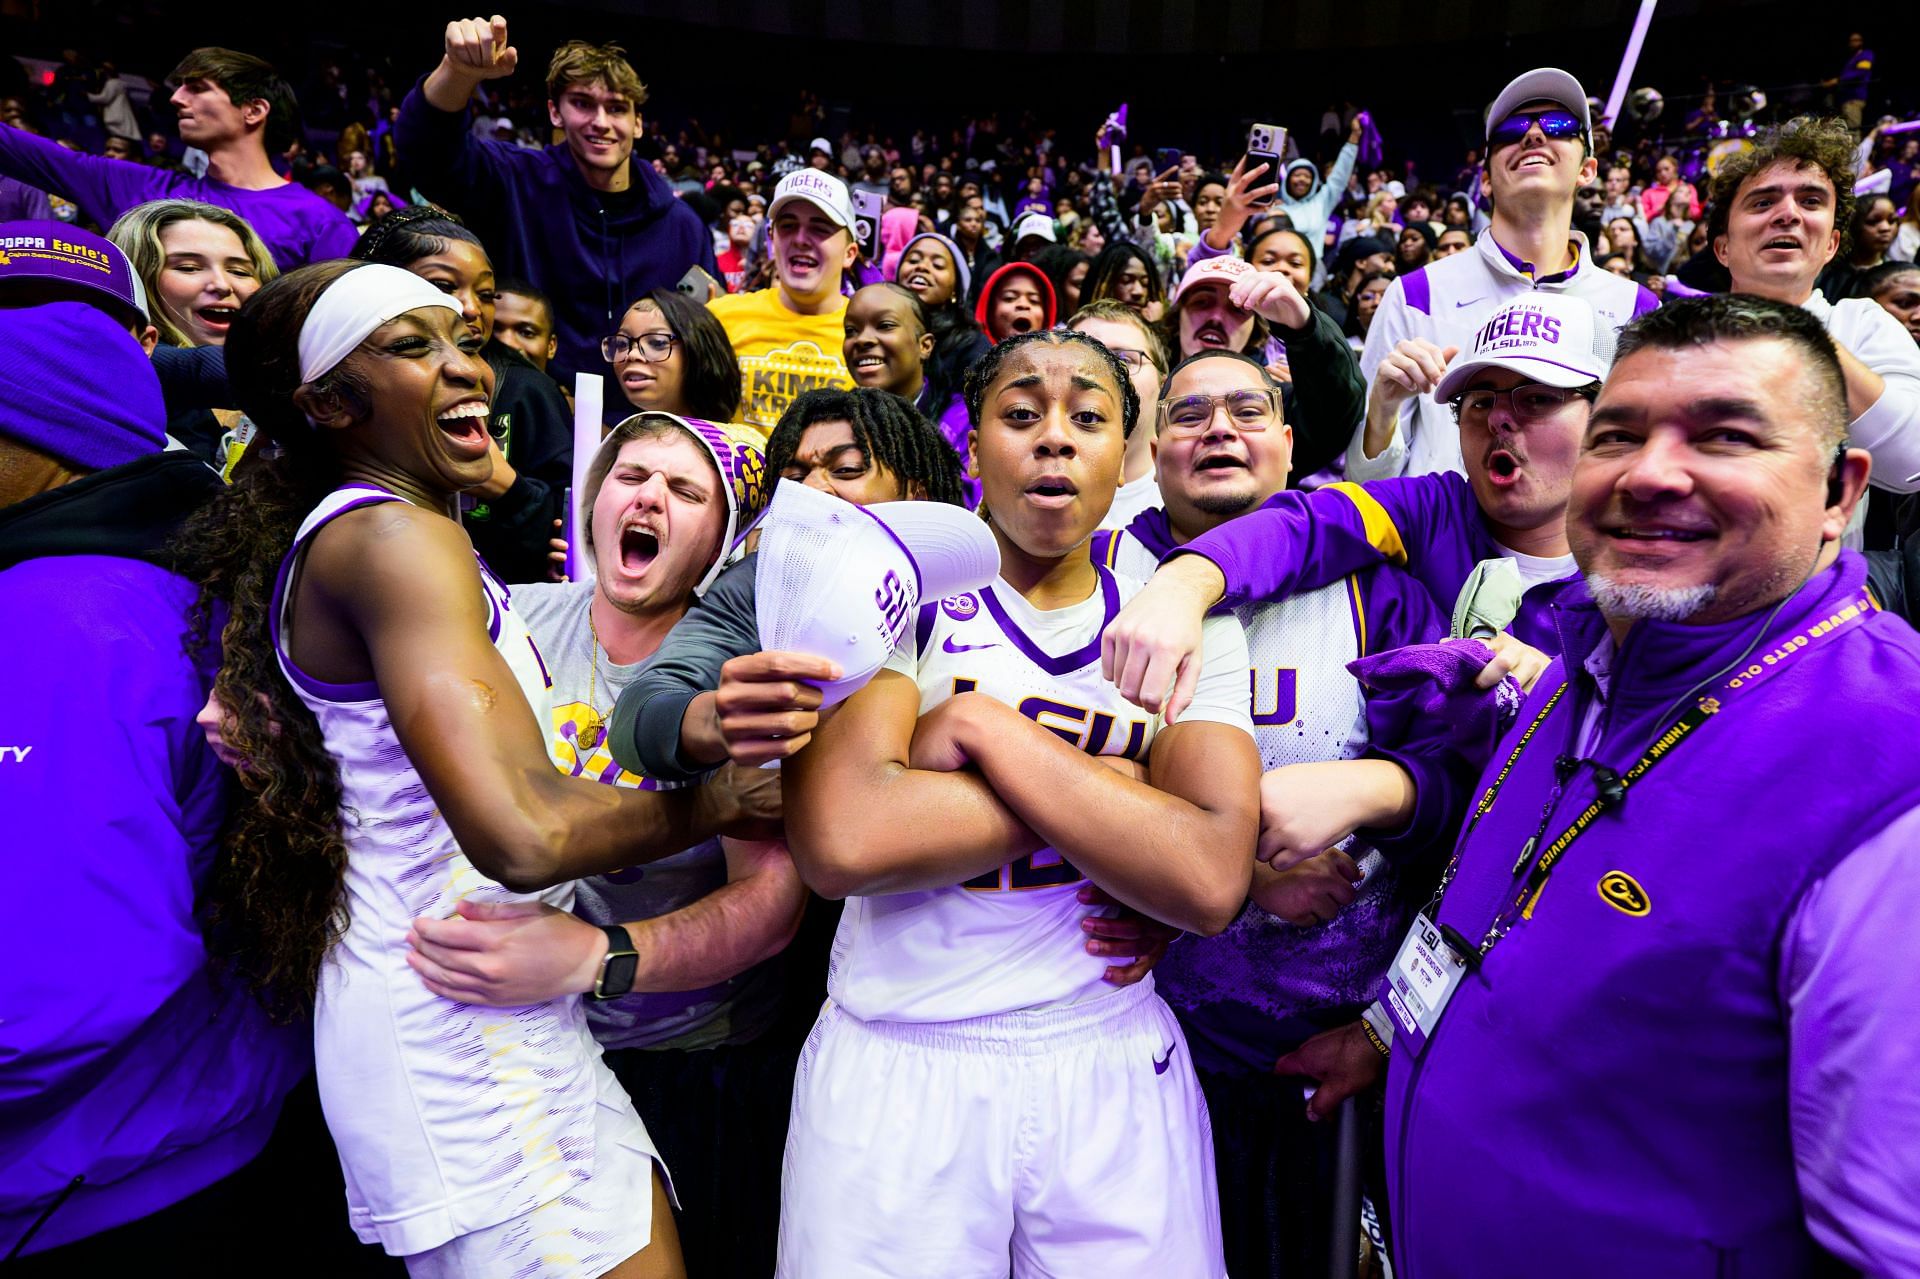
[1384,912,1470,1056]
[1381,589,1880,1057]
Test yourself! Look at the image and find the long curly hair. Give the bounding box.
[172,260,372,1016]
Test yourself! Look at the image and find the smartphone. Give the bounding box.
[1153,146,1182,175]
[674,265,720,304]
[1246,123,1287,209]
[851,188,885,263]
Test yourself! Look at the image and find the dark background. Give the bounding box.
[0,0,1905,179]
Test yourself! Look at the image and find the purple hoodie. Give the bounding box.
[1386,554,1920,1276]
[0,126,358,269]
[1173,471,1576,653]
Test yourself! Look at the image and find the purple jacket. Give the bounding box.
[0,455,309,1256]
[1386,555,1920,1276]
[1175,471,1575,653]
[0,126,358,269]
[396,80,719,383]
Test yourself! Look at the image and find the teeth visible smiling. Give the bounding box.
[437,402,488,424]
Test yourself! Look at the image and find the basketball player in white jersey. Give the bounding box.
[1092,349,1477,1273]
[198,261,777,1279]
[778,330,1262,1276]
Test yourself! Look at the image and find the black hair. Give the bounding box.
[1343,269,1396,340]
[1614,294,1848,448]
[350,202,484,266]
[708,183,748,214]
[962,328,1140,440]
[623,288,743,423]
[1029,245,1091,320]
[858,282,959,410]
[493,276,552,321]
[1082,241,1165,310]
[169,47,303,155]
[1244,215,1313,273]
[764,387,967,506]
[1861,260,1920,296]
[1194,171,1231,199]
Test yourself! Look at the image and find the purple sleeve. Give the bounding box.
[308,214,363,263]
[1185,234,1233,271]
[1176,474,1452,608]
[0,125,166,228]
[394,78,534,203]
[1782,805,1920,1275]
[1349,571,1480,866]
[1632,283,1661,316]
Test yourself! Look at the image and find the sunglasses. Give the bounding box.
[1488,109,1584,150]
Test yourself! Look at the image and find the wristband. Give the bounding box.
[1360,1001,1395,1058]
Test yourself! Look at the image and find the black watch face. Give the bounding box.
[600,952,640,999]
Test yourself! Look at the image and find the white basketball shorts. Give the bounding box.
[776,979,1225,1278]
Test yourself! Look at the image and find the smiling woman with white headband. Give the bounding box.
[173,259,779,1279]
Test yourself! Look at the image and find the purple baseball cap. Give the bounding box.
[0,221,149,328]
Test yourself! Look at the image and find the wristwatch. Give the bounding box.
[590,925,638,1001]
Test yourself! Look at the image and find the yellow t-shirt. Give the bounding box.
[708,288,852,439]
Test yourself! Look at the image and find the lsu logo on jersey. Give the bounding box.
[876,569,912,643]
[961,693,1149,893]
[1251,668,1298,726]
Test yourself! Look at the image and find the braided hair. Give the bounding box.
[765,387,968,507]
[348,201,484,265]
[962,328,1140,440]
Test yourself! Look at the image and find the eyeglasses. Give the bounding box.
[1108,348,1150,371]
[1160,389,1283,435]
[1448,384,1597,423]
[601,332,679,363]
[1488,109,1585,150]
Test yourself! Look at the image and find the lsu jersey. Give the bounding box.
[826,567,1255,1023]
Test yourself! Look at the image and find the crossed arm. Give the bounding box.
[783,670,1259,936]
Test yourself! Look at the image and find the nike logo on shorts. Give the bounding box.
[1153,1043,1175,1075]
[943,636,999,654]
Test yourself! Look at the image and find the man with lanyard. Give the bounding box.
[1284,296,1920,1275]
[1706,116,1920,542]
[400,411,800,1277]
[1348,67,1656,483]
[1099,291,1612,718]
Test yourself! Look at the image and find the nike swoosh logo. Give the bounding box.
[943,636,999,654]
[1153,1043,1176,1075]
[1455,296,1487,308]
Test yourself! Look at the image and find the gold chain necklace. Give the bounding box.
[582,600,607,750]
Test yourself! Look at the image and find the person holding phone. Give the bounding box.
[707,169,857,440]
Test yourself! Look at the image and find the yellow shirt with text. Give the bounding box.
[708,288,852,439]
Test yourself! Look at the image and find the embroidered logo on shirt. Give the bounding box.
[1153,1043,1176,1075]
[1597,871,1651,917]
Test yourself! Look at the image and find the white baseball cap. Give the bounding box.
[1434,292,1612,402]
[754,480,1000,706]
[1485,68,1593,145]
[1012,211,1057,244]
[769,169,856,233]
[809,136,833,154]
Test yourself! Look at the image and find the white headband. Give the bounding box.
[297,264,464,384]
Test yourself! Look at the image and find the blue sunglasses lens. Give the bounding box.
[1491,110,1583,147]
